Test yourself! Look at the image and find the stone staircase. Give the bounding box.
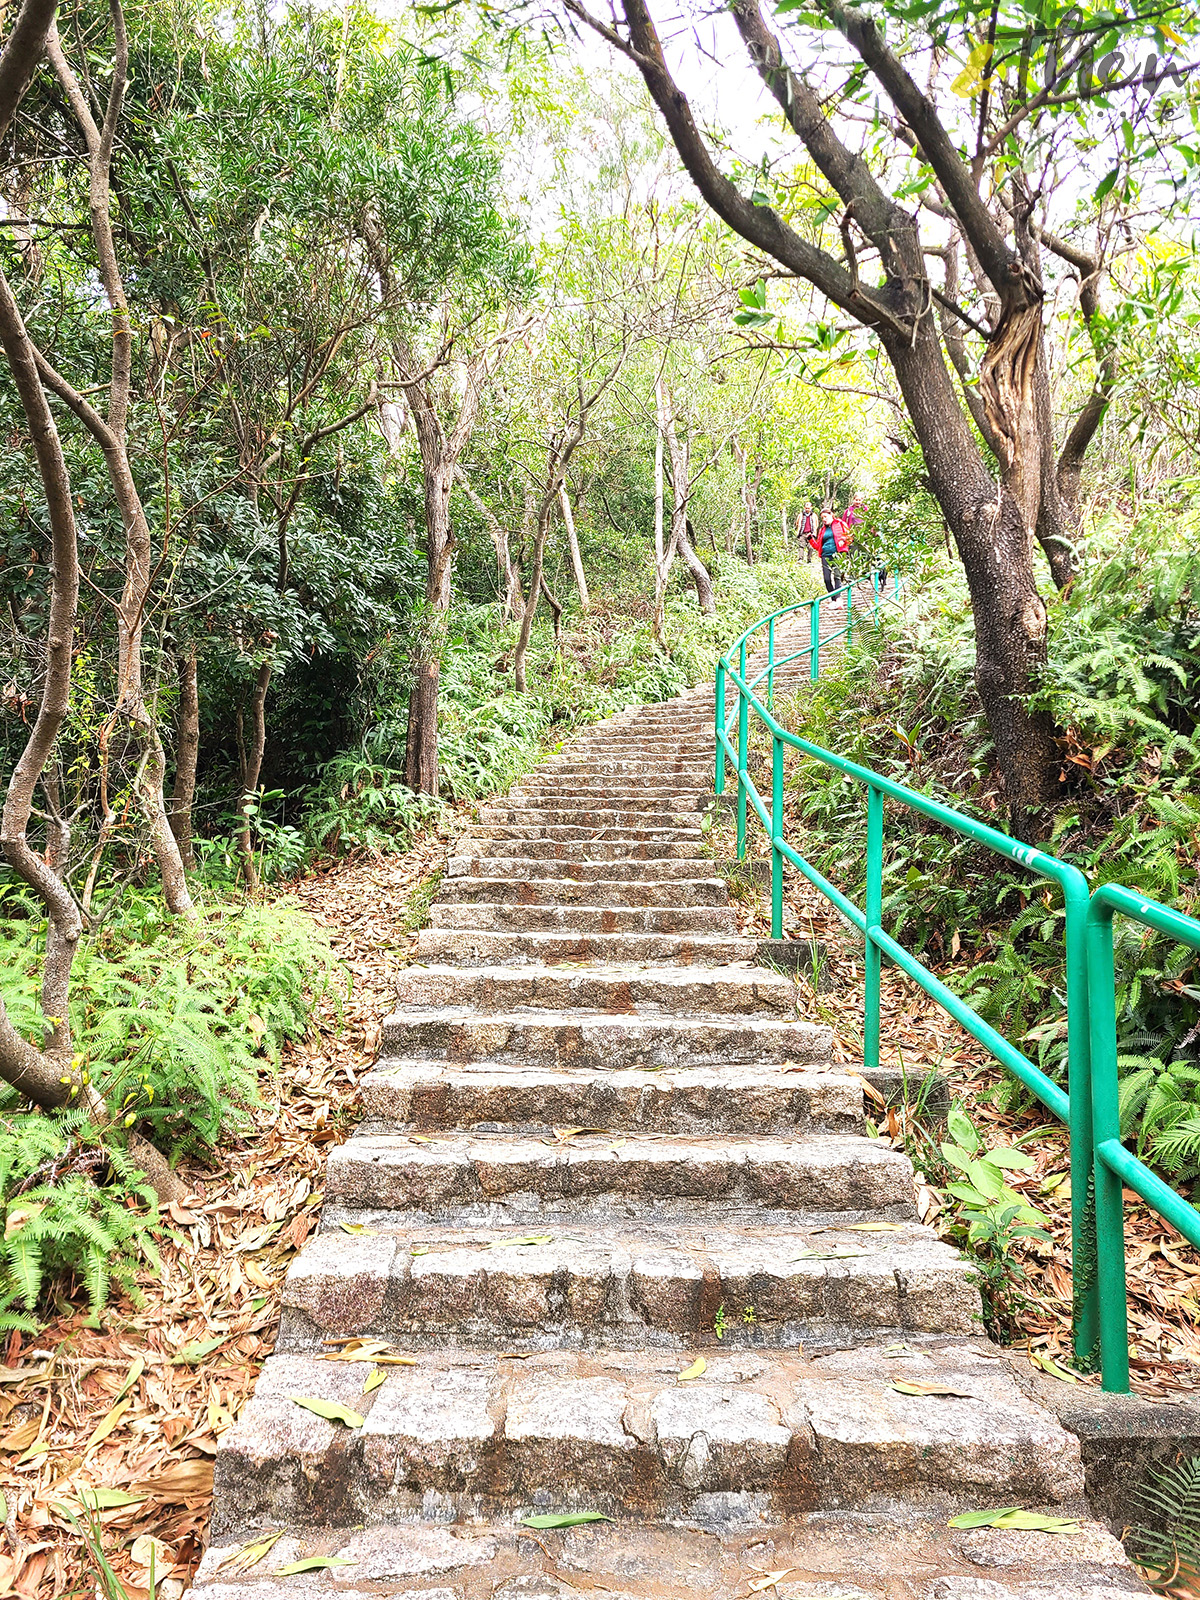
[191,619,1145,1599]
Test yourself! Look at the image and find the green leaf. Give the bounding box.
[275,1557,358,1575]
[289,1396,365,1428]
[948,1508,1080,1532]
[520,1512,614,1528]
[363,1367,387,1394]
[946,1107,978,1152]
[79,1487,147,1510]
[987,1148,1036,1171]
[171,1337,227,1364]
[1094,167,1120,202]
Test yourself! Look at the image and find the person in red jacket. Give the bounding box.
[813,506,850,592]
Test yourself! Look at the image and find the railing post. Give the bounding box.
[767,616,775,711]
[847,580,854,646]
[1061,877,1101,1378]
[864,784,883,1073]
[736,640,748,860]
[872,568,879,624]
[1086,894,1130,1392]
[810,597,820,682]
[771,733,783,939]
[715,659,726,797]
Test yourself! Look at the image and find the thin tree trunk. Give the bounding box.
[169,645,199,871]
[652,379,677,646]
[236,661,271,889]
[457,471,523,620]
[559,483,590,613]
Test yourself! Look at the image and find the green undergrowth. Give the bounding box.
[300,550,819,859]
[781,512,1200,1179]
[0,886,339,1326]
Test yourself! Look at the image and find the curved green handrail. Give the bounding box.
[715,577,1200,1392]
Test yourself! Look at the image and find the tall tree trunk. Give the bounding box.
[888,322,1061,830]
[236,661,271,888]
[652,379,678,646]
[405,456,456,795]
[664,418,715,616]
[43,13,195,917]
[559,483,590,613]
[169,645,199,871]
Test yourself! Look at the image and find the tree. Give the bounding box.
[0,0,180,1199]
[564,0,1200,833]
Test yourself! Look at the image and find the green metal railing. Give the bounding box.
[715,574,1200,1392]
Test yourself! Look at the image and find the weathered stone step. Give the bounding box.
[543,758,713,776]
[468,821,704,843]
[453,836,709,862]
[510,788,709,809]
[388,963,799,1017]
[438,876,728,908]
[280,1217,977,1351]
[211,1341,1084,1530]
[361,1057,855,1133]
[446,855,715,882]
[323,1130,911,1220]
[415,929,757,965]
[192,1512,1142,1600]
[428,904,738,934]
[482,799,706,822]
[378,1010,828,1069]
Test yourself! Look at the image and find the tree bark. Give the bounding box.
[0,0,183,1200]
[236,661,271,888]
[43,10,195,915]
[169,645,199,871]
[585,0,1067,834]
[457,471,523,620]
[559,483,590,613]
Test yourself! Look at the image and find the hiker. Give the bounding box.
[816,506,850,593]
[798,503,816,561]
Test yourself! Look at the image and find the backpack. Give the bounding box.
[831,517,851,554]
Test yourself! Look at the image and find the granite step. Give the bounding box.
[209,1342,1086,1530]
[427,904,739,934]
[377,1010,829,1068]
[190,1513,1144,1600]
[481,800,707,822]
[278,1217,979,1351]
[437,876,728,908]
[323,1130,913,1221]
[466,822,705,843]
[360,1057,856,1133]
[387,964,800,1017]
[414,929,758,965]
[450,838,710,861]
[445,856,716,882]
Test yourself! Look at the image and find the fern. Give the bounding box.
[0,1110,161,1324]
[1128,1455,1200,1589]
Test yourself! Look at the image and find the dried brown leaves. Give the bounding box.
[0,827,452,1598]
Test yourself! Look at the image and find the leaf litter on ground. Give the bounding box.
[0,830,453,1600]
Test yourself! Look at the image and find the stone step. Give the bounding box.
[478,810,707,832]
[438,876,729,908]
[451,837,709,862]
[388,964,799,1017]
[467,822,704,843]
[323,1130,911,1220]
[210,1341,1085,1530]
[483,798,706,821]
[361,1057,856,1133]
[511,785,709,805]
[427,904,739,934]
[543,758,713,776]
[192,1512,1141,1600]
[446,855,716,882]
[378,1010,828,1069]
[279,1217,977,1352]
[415,929,758,965]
